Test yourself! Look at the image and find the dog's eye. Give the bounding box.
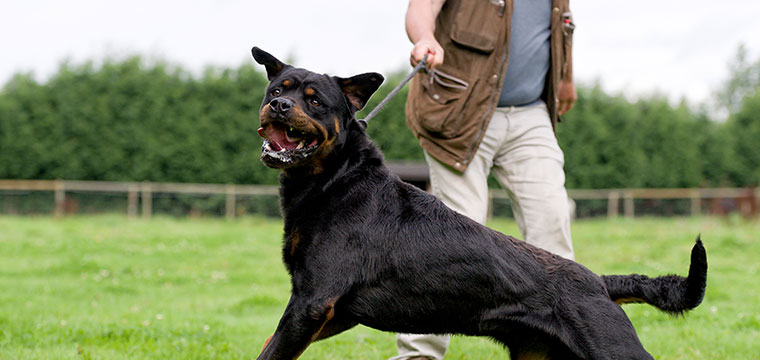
[271,88,281,97]
[310,99,320,107]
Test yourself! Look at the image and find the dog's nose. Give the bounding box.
[269,97,293,116]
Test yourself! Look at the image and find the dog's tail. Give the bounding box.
[602,237,707,315]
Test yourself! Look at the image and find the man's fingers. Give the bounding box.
[410,40,444,69]
[559,102,569,116]
[558,100,575,116]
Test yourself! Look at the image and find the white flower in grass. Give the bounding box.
[210,271,228,283]
[156,314,164,321]
[203,324,210,332]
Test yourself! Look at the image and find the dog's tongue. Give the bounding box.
[258,124,300,151]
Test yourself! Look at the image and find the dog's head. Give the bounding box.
[252,47,384,172]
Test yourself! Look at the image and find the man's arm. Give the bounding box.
[406,0,446,68]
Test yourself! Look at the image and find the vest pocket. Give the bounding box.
[561,12,574,79]
[450,23,496,54]
[416,68,475,138]
[449,0,500,54]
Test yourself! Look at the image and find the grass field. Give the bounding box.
[0,215,758,359]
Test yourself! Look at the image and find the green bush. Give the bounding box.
[0,57,276,185]
[1,52,759,188]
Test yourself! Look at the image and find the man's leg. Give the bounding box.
[491,103,574,260]
[391,334,450,360]
[392,110,507,360]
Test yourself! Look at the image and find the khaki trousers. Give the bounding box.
[392,102,574,360]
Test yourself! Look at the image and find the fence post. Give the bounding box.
[225,184,236,219]
[141,182,152,218]
[127,184,139,219]
[54,179,65,217]
[607,190,619,218]
[624,190,635,218]
[690,189,701,216]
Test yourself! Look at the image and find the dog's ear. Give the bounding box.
[251,47,290,80]
[334,73,385,112]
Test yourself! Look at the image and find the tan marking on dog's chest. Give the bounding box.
[514,351,549,360]
[288,228,301,256]
[614,297,645,305]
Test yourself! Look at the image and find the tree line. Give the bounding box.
[0,49,758,188]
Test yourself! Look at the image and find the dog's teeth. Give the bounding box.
[296,140,305,150]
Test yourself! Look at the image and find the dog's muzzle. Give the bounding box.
[257,100,320,168]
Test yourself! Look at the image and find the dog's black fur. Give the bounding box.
[251,47,707,360]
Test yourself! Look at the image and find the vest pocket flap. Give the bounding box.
[422,69,469,105]
[450,24,496,54]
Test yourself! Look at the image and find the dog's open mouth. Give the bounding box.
[257,121,320,167]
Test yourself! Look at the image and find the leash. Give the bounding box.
[358,54,429,129]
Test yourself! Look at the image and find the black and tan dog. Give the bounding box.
[251,47,707,360]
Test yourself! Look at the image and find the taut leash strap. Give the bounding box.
[358,54,429,129]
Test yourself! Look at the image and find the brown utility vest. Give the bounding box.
[405,0,574,172]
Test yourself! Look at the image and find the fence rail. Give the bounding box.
[492,187,759,218]
[0,179,278,218]
[1,179,758,219]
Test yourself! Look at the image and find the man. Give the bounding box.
[393,0,577,359]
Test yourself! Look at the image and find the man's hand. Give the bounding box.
[406,0,446,69]
[411,37,444,69]
[558,79,577,116]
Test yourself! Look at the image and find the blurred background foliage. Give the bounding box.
[0,46,758,188]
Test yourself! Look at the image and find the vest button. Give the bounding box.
[432,94,441,101]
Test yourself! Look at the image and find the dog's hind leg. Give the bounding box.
[554,297,655,360]
[491,328,582,360]
[258,296,346,360]
[482,306,582,360]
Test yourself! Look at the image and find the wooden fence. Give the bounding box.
[1,179,758,219]
[491,187,759,218]
[0,179,278,219]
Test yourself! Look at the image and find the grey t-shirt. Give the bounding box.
[497,0,552,107]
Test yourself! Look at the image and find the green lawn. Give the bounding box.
[0,215,758,359]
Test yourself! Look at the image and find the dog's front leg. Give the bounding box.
[257,296,337,360]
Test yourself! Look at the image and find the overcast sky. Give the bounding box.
[1,0,759,107]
